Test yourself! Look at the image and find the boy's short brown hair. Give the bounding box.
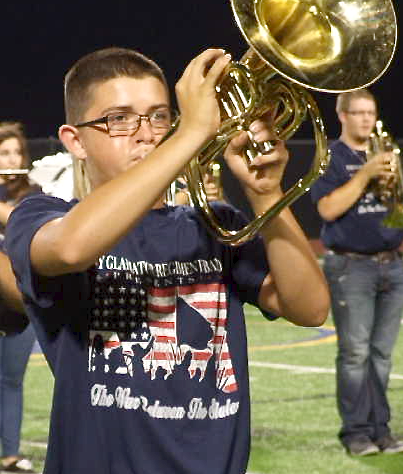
[64,47,168,125]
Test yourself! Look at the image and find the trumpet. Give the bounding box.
[181,0,397,245]
[367,121,403,228]
[166,162,223,206]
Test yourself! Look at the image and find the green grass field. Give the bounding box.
[21,307,403,473]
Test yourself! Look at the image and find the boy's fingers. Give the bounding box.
[180,48,226,85]
[249,118,278,142]
[204,53,232,87]
[251,142,288,167]
[226,131,249,156]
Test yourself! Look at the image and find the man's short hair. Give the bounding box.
[336,89,377,114]
[64,47,168,125]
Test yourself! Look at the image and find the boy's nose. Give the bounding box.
[135,116,155,143]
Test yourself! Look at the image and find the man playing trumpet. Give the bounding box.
[311,89,403,456]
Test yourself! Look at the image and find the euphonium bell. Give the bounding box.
[184,0,397,245]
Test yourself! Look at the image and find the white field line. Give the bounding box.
[249,361,403,380]
[21,440,48,448]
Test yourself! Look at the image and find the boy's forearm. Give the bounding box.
[257,205,330,327]
[31,129,211,276]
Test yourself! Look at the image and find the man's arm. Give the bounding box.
[318,152,394,221]
[224,125,329,327]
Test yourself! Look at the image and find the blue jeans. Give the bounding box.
[323,252,403,446]
[0,323,36,457]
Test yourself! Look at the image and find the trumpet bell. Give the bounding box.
[232,0,397,91]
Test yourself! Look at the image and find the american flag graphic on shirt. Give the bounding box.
[88,273,238,394]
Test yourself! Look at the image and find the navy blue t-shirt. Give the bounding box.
[310,140,403,253]
[6,194,272,474]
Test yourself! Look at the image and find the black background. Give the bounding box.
[0,1,401,140]
[2,1,401,239]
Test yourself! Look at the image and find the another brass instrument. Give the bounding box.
[206,162,224,202]
[166,162,223,206]
[183,0,397,245]
[367,121,403,228]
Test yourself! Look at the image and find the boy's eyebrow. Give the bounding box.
[100,103,170,116]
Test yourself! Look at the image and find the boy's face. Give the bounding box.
[77,75,170,188]
[339,97,377,143]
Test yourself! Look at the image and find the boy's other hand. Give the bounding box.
[223,117,289,213]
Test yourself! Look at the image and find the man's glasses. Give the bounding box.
[74,108,176,137]
[345,110,377,117]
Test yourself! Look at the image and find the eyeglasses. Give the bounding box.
[74,108,175,137]
[345,110,377,117]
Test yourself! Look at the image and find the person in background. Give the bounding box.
[0,122,39,473]
[311,89,403,456]
[6,47,329,474]
[173,164,224,206]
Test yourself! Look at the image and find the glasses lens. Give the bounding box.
[108,112,139,131]
[150,109,173,129]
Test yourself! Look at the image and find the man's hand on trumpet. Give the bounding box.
[359,151,397,184]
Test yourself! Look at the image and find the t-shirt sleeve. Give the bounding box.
[211,203,277,320]
[5,194,74,307]
[310,150,347,203]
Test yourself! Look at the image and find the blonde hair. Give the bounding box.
[72,157,91,200]
[336,89,377,114]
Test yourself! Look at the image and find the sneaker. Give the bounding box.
[345,436,380,456]
[375,434,403,454]
[1,458,35,473]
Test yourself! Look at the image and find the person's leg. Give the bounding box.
[1,324,35,459]
[324,254,378,449]
[369,257,403,446]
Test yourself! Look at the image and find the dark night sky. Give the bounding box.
[0,1,401,141]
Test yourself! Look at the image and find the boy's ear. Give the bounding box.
[58,125,87,160]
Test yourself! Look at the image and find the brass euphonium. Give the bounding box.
[183,0,397,245]
[367,120,403,228]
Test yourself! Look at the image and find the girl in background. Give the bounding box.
[0,122,39,473]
